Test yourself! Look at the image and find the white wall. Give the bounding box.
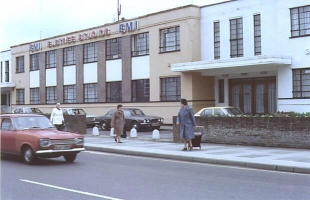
[63,65,76,85]
[106,59,122,82]
[132,56,150,80]
[29,70,40,88]
[46,68,57,86]
[0,50,12,83]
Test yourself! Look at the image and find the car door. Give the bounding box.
[1,117,16,153]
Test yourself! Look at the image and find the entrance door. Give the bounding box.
[229,77,276,115]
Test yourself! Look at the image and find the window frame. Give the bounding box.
[63,46,76,66]
[230,18,243,58]
[132,32,149,56]
[290,5,310,38]
[293,68,310,98]
[16,89,25,105]
[30,88,40,104]
[83,42,98,63]
[218,79,225,103]
[30,53,40,71]
[84,83,98,102]
[16,56,25,73]
[46,50,56,69]
[64,85,77,103]
[160,77,181,101]
[254,14,261,55]
[159,26,180,53]
[106,38,122,60]
[106,81,122,102]
[214,21,220,60]
[132,79,150,102]
[46,86,57,104]
[5,61,9,82]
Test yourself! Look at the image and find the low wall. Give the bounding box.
[173,116,310,149]
[44,114,86,134]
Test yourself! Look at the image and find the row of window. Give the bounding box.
[15,77,181,104]
[16,26,180,73]
[0,61,10,82]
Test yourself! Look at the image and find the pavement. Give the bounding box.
[84,126,310,174]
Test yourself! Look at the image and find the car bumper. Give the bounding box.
[35,148,85,154]
[139,123,163,129]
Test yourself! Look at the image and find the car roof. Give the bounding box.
[202,106,236,109]
[0,114,44,117]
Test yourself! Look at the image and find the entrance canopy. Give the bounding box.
[171,55,291,76]
[1,82,15,93]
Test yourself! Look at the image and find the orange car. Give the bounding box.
[0,114,85,164]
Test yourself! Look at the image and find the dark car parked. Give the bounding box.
[95,108,164,131]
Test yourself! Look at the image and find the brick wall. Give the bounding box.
[173,116,310,149]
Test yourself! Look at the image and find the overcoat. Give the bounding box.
[177,105,196,140]
[111,110,125,137]
[50,108,64,125]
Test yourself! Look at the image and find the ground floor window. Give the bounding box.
[16,89,25,105]
[132,79,149,102]
[106,81,122,102]
[160,77,181,101]
[293,68,310,98]
[64,85,76,103]
[46,86,57,104]
[229,77,276,114]
[84,83,98,102]
[30,88,40,104]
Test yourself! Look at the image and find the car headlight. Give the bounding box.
[40,139,50,147]
[144,119,150,123]
[75,138,84,145]
[159,118,164,122]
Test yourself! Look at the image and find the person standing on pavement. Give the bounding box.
[111,104,125,143]
[176,98,196,151]
[50,103,65,131]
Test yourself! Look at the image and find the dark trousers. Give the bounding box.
[55,124,63,131]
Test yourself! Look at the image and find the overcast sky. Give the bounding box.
[0,0,226,51]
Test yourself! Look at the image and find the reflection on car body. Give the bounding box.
[0,114,85,164]
[195,106,243,117]
[95,108,164,131]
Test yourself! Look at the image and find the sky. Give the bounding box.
[0,0,226,51]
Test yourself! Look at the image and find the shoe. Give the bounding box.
[182,147,187,151]
[114,137,117,142]
[118,141,122,143]
[189,146,193,151]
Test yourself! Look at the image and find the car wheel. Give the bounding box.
[23,146,35,165]
[100,121,108,131]
[64,154,77,162]
[131,121,139,131]
[151,126,160,131]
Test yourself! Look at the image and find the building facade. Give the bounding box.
[0,50,14,113]
[172,0,310,114]
[9,5,210,124]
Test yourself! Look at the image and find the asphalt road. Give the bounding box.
[2,151,310,200]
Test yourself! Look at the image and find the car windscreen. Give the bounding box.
[226,108,243,115]
[130,109,145,116]
[15,116,55,130]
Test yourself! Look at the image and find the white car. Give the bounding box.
[62,108,98,127]
[195,106,243,117]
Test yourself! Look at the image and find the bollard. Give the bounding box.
[152,129,160,140]
[130,127,137,138]
[92,126,99,136]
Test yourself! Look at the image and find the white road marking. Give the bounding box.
[20,179,123,200]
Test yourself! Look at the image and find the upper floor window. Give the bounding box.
[293,68,310,98]
[5,61,9,82]
[290,5,310,37]
[30,53,40,71]
[64,85,76,103]
[46,86,57,104]
[16,89,25,105]
[30,88,40,104]
[106,38,122,60]
[160,77,181,101]
[214,21,220,60]
[46,50,56,68]
[84,83,98,102]
[84,42,98,63]
[132,79,150,102]
[160,26,180,53]
[254,14,261,55]
[16,56,24,73]
[132,32,149,56]
[230,18,243,58]
[106,81,122,102]
[64,46,76,66]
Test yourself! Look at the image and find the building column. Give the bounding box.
[56,49,64,103]
[39,52,46,104]
[122,36,132,102]
[76,45,84,103]
[97,41,106,102]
